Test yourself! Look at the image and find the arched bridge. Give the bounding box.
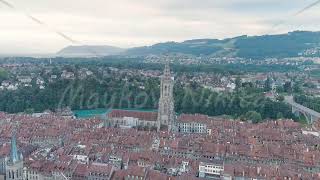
[285,96,320,124]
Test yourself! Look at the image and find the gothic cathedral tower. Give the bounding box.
[157,62,175,132]
[6,133,23,180]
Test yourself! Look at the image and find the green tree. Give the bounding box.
[284,82,292,94]
[276,95,285,102]
[293,82,303,93]
[181,89,195,113]
[245,111,262,123]
[276,112,284,119]
[235,77,242,91]
[24,108,34,114]
[264,77,272,92]
[0,68,9,82]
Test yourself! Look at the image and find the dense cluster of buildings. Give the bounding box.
[1,57,320,96]
[0,64,319,180]
[0,111,320,179]
[144,54,320,66]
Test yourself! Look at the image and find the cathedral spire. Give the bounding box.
[6,131,23,180]
[164,61,171,77]
[10,132,21,164]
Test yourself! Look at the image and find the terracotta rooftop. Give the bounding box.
[108,109,158,121]
[177,114,210,123]
[89,163,113,174]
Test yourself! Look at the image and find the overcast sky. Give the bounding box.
[0,0,320,54]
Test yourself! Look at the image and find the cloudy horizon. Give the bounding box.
[0,0,320,54]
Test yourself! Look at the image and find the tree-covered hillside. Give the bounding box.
[124,31,320,58]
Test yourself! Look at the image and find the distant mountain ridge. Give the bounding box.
[57,45,125,57]
[125,31,320,58]
[57,31,320,58]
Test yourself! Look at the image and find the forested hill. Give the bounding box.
[125,31,320,58]
[56,31,320,59]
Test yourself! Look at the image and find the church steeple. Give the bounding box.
[157,62,175,132]
[164,62,171,78]
[9,132,21,164]
[6,132,24,180]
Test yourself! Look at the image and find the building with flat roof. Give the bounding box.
[199,159,224,179]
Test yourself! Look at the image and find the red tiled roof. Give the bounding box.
[177,114,209,123]
[74,164,89,177]
[108,110,158,121]
[112,166,145,179]
[89,164,112,174]
[145,170,170,180]
[0,143,10,156]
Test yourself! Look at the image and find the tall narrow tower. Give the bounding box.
[157,62,175,131]
[6,133,23,180]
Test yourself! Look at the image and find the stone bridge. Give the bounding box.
[285,96,320,124]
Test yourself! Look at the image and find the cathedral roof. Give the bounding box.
[177,114,210,123]
[108,109,158,121]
